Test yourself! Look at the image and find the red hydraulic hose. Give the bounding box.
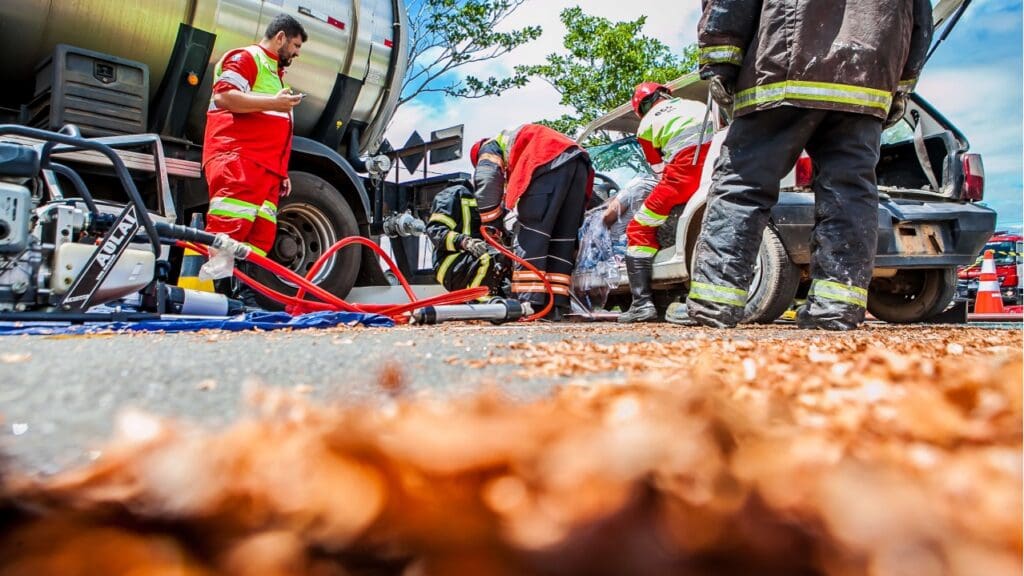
[479,226,554,321]
[178,240,488,322]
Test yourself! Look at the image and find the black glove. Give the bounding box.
[461,237,488,258]
[884,92,907,130]
[701,64,737,110]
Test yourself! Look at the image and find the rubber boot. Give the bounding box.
[618,256,658,323]
[664,301,697,326]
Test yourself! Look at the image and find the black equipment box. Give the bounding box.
[27,44,149,137]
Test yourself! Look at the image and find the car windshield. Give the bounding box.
[586,137,654,191]
[985,241,1018,265]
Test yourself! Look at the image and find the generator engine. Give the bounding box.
[0,148,155,312]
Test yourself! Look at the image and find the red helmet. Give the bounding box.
[469,138,489,166]
[632,82,670,118]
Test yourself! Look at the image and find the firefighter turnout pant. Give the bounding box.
[512,156,590,311]
[626,143,710,258]
[436,249,508,296]
[687,107,882,330]
[205,153,283,257]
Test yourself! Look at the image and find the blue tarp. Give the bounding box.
[0,310,393,336]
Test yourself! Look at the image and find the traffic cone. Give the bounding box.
[177,213,215,292]
[973,249,1005,314]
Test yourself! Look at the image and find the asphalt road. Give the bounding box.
[1,321,1019,475]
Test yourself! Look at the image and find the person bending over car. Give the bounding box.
[612,83,713,323]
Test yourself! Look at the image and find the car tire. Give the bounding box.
[743,226,802,324]
[251,171,361,310]
[867,268,957,324]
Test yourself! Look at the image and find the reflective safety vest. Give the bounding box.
[637,98,714,165]
[202,45,293,177]
[494,124,582,210]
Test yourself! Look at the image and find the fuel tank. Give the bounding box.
[0,0,408,153]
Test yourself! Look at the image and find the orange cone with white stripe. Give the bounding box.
[974,249,1005,314]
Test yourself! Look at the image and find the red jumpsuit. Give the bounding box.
[626,98,712,258]
[203,45,293,257]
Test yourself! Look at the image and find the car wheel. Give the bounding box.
[867,268,957,324]
[251,171,361,310]
[743,226,802,324]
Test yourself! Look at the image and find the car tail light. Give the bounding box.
[795,155,813,188]
[962,153,985,201]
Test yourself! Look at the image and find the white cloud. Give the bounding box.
[386,0,700,178]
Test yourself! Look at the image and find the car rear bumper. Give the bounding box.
[773,193,997,268]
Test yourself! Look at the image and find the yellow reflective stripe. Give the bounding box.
[633,205,668,227]
[735,80,892,112]
[429,213,457,229]
[627,246,658,258]
[809,279,868,308]
[700,45,744,66]
[209,197,258,222]
[256,201,277,223]
[469,253,491,288]
[689,281,747,307]
[445,231,458,252]
[246,243,267,257]
[898,78,917,93]
[436,253,459,283]
[460,198,473,235]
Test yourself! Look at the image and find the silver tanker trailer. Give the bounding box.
[0,0,452,300]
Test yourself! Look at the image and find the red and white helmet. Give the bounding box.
[631,82,671,118]
[469,138,489,166]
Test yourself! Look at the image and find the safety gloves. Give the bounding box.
[701,64,737,110]
[884,92,908,130]
[461,237,489,258]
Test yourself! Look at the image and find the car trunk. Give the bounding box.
[875,94,970,200]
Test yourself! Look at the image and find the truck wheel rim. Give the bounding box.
[273,203,338,286]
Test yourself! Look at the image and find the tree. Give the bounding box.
[518,7,699,144]
[400,0,543,108]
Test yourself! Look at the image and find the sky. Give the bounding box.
[387,0,1023,232]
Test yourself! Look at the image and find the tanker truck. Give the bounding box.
[0,0,442,302]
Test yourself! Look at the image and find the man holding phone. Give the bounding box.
[203,13,307,262]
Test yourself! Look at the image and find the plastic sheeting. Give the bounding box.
[572,174,658,310]
[0,310,393,336]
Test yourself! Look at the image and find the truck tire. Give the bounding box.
[867,268,956,324]
[251,171,361,309]
[743,227,801,324]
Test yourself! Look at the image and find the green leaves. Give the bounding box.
[519,7,698,142]
[401,0,542,106]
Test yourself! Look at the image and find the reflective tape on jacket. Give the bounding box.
[246,243,267,257]
[809,279,868,308]
[209,197,259,222]
[735,80,892,113]
[898,78,918,93]
[699,45,744,66]
[444,231,458,251]
[429,213,457,229]
[689,281,747,307]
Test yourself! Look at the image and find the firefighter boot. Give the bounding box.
[618,256,658,323]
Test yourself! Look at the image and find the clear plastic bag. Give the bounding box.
[572,174,658,311]
[198,245,235,281]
